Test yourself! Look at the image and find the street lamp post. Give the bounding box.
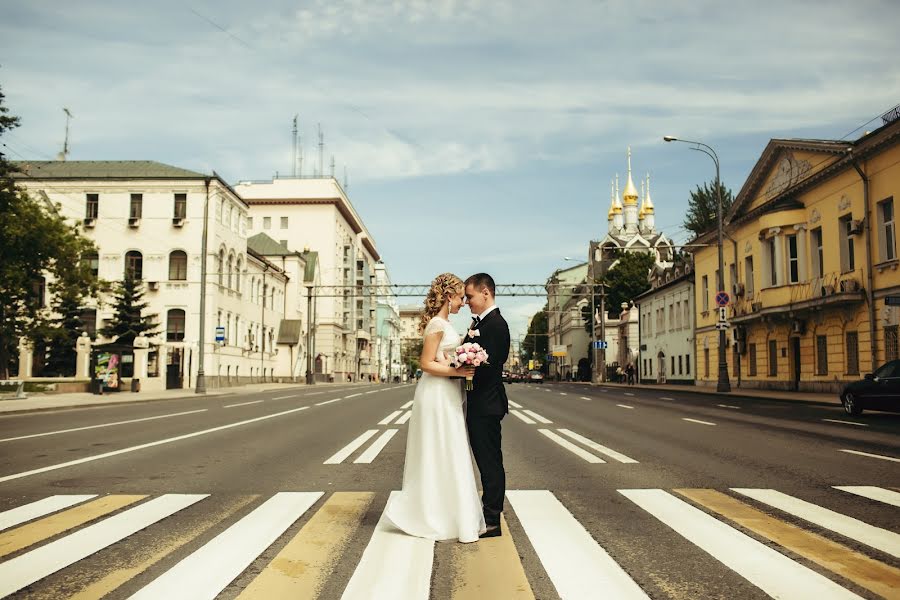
[663,135,730,392]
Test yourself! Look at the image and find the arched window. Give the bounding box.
[249,276,256,302]
[166,309,186,342]
[257,280,262,305]
[227,253,234,289]
[168,250,188,280]
[235,256,242,292]
[125,250,143,280]
[217,249,224,286]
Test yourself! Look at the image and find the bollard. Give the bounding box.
[14,380,27,400]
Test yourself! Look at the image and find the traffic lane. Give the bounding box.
[0,386,415,502]
[504,385,900,531]
[0,386,399,475]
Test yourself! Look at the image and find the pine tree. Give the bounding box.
[682,180,734,238]
[99,275,159,344]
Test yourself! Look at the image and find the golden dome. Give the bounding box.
[642,173,655,214]
[622,146,639,205]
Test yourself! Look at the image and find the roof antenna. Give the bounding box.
[330,155,335,178]
[317,123,324,177]
[292,114,298,177]
[57,108,73,161]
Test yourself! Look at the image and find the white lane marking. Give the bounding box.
[822,419,867,427]
[682,418,716,426]
[616,404,635,410]
[354,430,398,464]
[838,449,900,463]
[345,393,363,399]
[224,400,263,408]
[600,388,609,392]
[620,489,861,600]
[0,409,208,443]
[522,409,553,424]
[324,430,379,464]
[507,490,646,599]
[395,412,412,425]
[624,392,635,397]
[559,392,567,396]
[0,494,207,598]
[557,429,638,463]
[401,401,414,409]
[538,430,605,463]
[364,390,378,394]
[732,488,900,559]
[341,491,433,599]
[0,495,97,531]
[580,396,592,401]
[717,404,740,409]
[272,395,299,400]
[510,410,536,425]
[659,397,675,401]
[0,407,310,484]
[833,486,900,508]
[508,400,523,409]
[378,410,404,425]
[130,492,322,600]
[316,398,341,406]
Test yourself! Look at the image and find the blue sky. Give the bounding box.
[2,0,899,340]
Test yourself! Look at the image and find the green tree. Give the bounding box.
[99,275,159,343]
[521,306,548,367]
[401,338,423,376]
[581,250,655,331]
[0,85,99,378]
[682,180,734,238]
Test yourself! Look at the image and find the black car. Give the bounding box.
[840,359,900,415]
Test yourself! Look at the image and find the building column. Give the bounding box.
[75,334,92,378]
[17,339,33,379]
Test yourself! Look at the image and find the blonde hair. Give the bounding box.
[419,272,464,333]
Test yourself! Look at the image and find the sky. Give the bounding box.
[2,0,899,341]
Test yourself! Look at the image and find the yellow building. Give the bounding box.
[692,114,900,392]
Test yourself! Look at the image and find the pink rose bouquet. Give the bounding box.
[450,342,489,390]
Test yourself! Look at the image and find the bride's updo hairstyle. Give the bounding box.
[419,273,463,333]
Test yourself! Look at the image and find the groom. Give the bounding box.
[463,273,510,538]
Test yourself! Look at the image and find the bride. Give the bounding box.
[384,273,487,543]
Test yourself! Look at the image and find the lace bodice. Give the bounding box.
[423,317,461,361]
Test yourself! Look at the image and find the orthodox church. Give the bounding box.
[595,147,674,274]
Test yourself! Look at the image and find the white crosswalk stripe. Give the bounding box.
[0,486,895,598]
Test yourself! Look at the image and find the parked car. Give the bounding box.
[502,370,511,383]
[840,359,900,415]
[528,370,544,383]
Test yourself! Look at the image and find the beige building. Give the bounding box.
[546,263,590,380]
[236,177,381,382]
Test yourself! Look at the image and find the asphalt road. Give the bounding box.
[0,381,897,599]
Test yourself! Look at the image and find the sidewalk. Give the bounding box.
[0,381,371,414]
[568,381,840,408]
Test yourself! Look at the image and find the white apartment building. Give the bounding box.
[546,263,590,380]
[236,177,380,382]
[12,161,308,391]
[636,261,695,384]
[374,262,401,382]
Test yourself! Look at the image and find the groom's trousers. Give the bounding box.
[466,415,505,526]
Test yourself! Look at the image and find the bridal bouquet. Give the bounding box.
[450,342,489,390]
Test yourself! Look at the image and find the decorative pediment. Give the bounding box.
[765,153,812,198]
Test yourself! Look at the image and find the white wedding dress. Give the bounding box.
[384,316,486,543]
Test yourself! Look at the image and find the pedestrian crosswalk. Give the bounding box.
[0,485,896,599]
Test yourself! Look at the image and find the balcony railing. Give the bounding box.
[732,269,865,321]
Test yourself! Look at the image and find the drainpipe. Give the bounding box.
[849,154,877,370]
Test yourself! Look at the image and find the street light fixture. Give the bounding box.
[663,135,731,392]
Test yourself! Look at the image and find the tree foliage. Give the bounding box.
[0,85,100,378]
[682,180,734,238]
[99,275,159,344]
[401,338,424,376]
[581,250,655,332]
[521,306,548,366]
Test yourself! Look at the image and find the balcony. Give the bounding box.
[731,269,865,323]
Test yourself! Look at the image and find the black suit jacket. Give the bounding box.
[464,308,510,417]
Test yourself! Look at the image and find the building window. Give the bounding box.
[86,193,99,219]
[886,325,899,362]
[839,215,856,272]
[235,258,242,293]
[125,250,143,280]
[816,334,828,375]
[787,234,799,284]
[702,275,709,312]
[811,228,824,279]
[685,354,690,375]
[748,343,757,376]
[768,339,778,376]
[79,308,97,338]
[878,197,896,262]
[168,250,187,280]
[174,193,187,220]
[167,309,186,342]
[263,216,272,230]
[227,254,234,289]
[678,355,683,375]
[729,263,737,296]
[217,250,224,286]
[129,194,143,219]
[744,256,754,296]
[683,301,690,328]
[846,331,859,375]
[767,238,777,286]
[281,216,289,229]
[704,347,710,378]
[668,304,674,332]
[83,252,99,278]
[671,355,675,374]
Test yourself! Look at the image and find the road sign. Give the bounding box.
[592,340,608,349]
[215,326,225,343]
[715,321,730,330]
[718,306,728,322]
[552,344,567,357]
[715,291,730,307]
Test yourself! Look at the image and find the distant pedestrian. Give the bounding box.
[626,363,635,385]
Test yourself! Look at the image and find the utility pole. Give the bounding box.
[195,178,211,394]
[305,286,315,385]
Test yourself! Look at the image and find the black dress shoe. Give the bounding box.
[479,524,502,538]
